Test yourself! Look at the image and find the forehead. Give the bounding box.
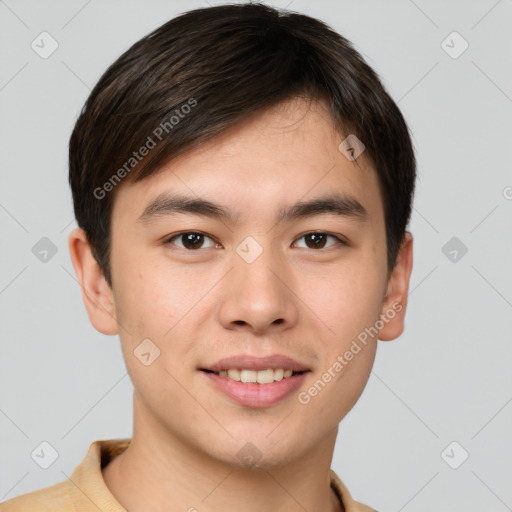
[111,97,383,227]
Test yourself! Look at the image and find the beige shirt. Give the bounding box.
[0,439,376,511]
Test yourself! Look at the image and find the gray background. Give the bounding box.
[1,0,511,510]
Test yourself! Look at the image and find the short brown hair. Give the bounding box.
[69,2,416,287]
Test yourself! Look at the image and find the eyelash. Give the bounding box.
[163,231,347,251]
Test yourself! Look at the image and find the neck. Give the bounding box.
[102,393,343,512]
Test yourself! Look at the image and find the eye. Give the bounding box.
[293,232,346,250]
[164,231,220,250]
[164,231,346,251]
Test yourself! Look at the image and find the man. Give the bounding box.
[0,3,414,511]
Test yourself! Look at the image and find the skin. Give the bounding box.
[69,96,413,512]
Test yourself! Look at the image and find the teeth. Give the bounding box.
[256,369,274,384]
[227,369,240,381]
[240,369,257,383]
[216,368,298,384]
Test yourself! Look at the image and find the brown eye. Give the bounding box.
[294,232,344,250]
[166,232,217,250]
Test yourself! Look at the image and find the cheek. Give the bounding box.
[295,337,377,439]
[112,251,202,336]
[302,260,385,340]
[296,278,380,430]
[112,260,209,382]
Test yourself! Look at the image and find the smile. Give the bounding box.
[205,368,301,384]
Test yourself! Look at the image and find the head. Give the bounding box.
[68,3,415,468]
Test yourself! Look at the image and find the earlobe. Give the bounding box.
[68,227,119,336]
[378,231,413,341]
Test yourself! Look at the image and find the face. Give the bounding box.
[71,97,412,469]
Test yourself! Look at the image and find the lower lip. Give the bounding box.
[202,371,308,408]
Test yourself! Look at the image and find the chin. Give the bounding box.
[198,426,310,470]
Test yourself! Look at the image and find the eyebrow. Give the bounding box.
[137,192,368,225]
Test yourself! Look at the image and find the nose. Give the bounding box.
[217,244,299,335]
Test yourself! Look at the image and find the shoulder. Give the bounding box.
[352,501,380,512]
[330,469,379,512]
[0,438,131,512]
[0,480,74,511]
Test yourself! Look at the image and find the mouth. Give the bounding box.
[199,354,310,407]
[201,368,305,384]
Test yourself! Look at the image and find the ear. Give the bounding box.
[378,231,413,341]
[68,227,118,336]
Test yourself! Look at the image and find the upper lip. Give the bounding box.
[201,354,310,373]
